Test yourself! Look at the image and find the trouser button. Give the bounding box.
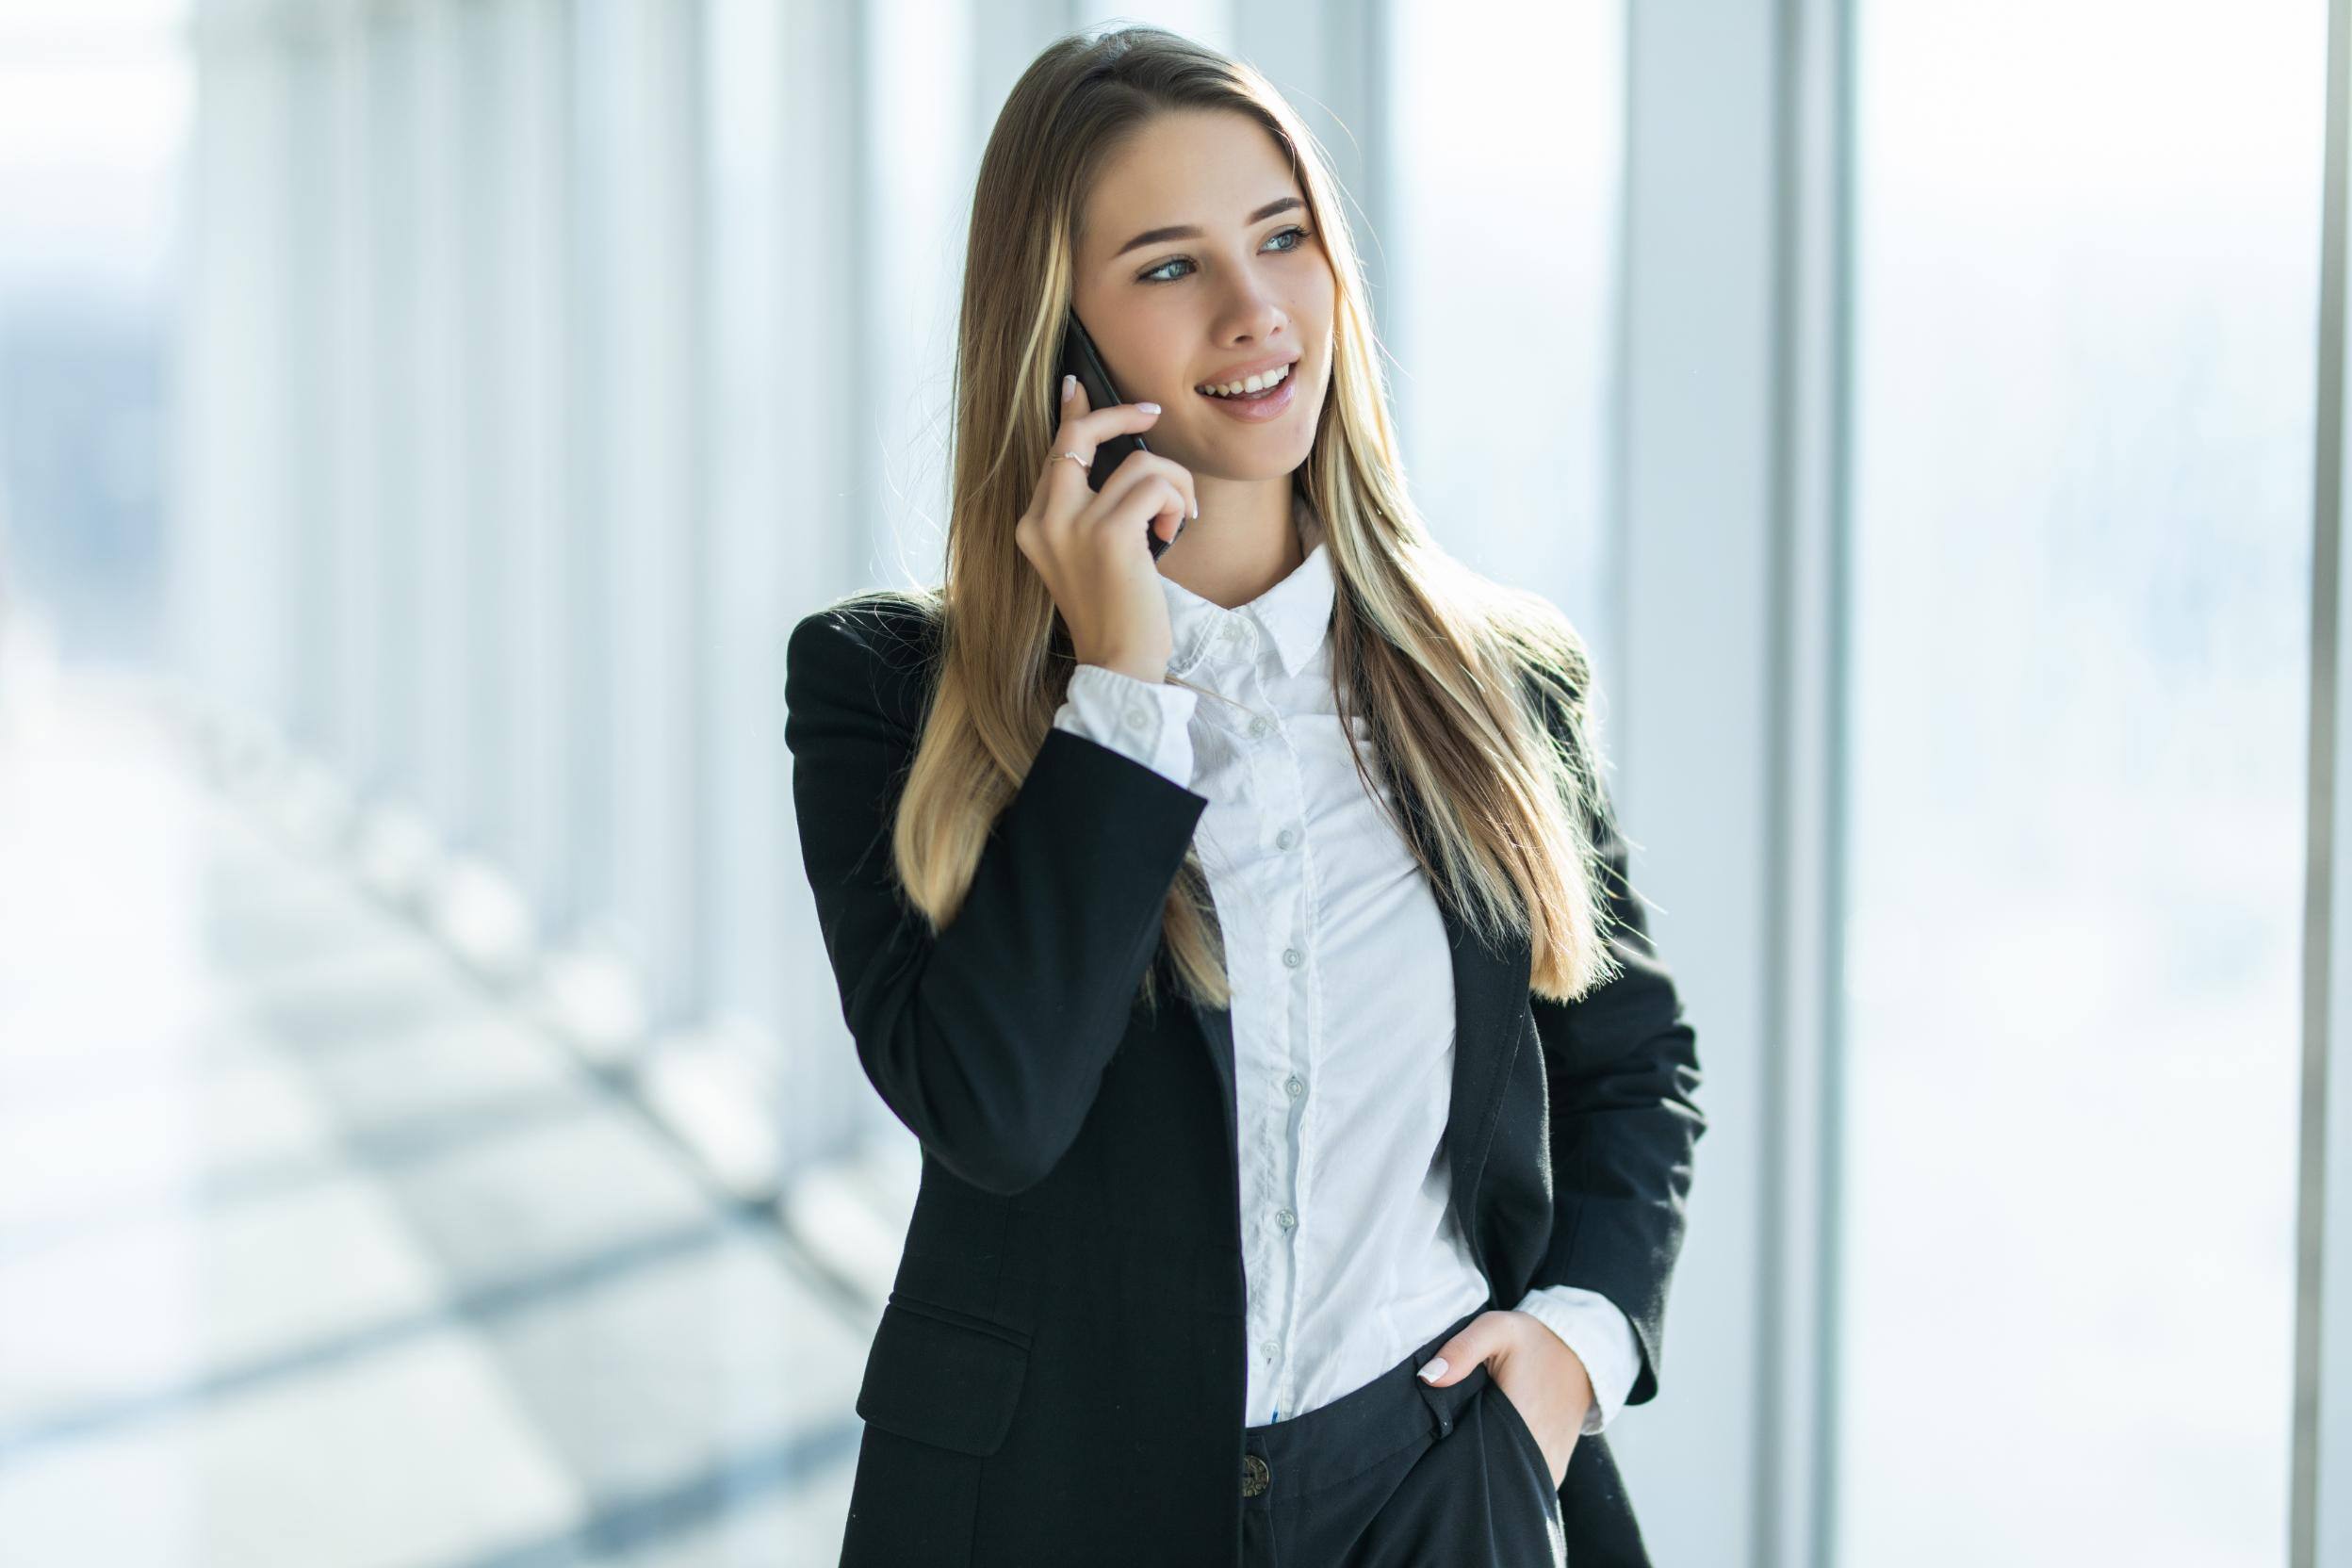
[1242,1453,1270,1497]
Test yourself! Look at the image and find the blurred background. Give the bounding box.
[0,0,2343,1563]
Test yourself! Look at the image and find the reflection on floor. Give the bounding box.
[0,672,868,1566]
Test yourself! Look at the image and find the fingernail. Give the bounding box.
[1135,400,1161,414]
[1062,374,1076,401]
[1416,1357,1447,1383]
[1190,498,1199,519]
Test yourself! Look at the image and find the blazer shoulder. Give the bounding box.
[787,590,945,735]
[1475,581,1592,731]
[1511,654,1590,751]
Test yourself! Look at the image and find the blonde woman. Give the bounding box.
[786,24,1707,1568]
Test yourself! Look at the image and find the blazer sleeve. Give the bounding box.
[1521,684,1708,1412]
[785,606,1212,1196]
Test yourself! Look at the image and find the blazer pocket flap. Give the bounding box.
[856,1298,1030,1457]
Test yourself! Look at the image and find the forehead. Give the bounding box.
[1081,109,1299,255]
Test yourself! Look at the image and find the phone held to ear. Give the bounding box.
[1059,308,1181,561]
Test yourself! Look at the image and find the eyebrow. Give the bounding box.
[1111,197,1305,260]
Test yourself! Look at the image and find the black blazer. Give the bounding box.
[785,594,1707,1568]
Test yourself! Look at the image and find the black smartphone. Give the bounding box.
[1058,308,1181,561]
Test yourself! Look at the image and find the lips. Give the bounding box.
[1201,374,1285,402]
[1193,355,1299,398]
[1195,364,1298,424]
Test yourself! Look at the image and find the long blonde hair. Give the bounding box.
[859,24,1623,1014]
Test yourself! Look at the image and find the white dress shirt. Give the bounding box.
[1048,515,1640,1437]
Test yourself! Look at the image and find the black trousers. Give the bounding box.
[1238,1299,1570,1567]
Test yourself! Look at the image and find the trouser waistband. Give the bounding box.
[1237,1298,1496,1501]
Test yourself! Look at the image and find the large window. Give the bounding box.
[0,6,187,671]
[1387,0,1625,670]
[1840,7,2324,1561]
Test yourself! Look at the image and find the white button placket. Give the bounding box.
[1214,610,1294,1403]
[1246,611,1321,1426]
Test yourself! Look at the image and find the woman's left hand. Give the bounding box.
[1414,1309,1590,1491]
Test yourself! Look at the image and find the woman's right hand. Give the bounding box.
[1015,375,1198,684]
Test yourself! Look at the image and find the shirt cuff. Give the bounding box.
[1511,1284,1642,1436]
[1051,663,1199,788]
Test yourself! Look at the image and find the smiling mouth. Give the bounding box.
[1195,362,1295,400]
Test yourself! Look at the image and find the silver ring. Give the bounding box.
[1051,450,1089,470]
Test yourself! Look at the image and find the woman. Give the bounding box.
[785,24,1706,1568]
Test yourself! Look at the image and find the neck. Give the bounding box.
[1158,478,1312,610]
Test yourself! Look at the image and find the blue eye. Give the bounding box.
[1139,226,1313,285]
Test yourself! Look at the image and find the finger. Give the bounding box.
[1153,481,1187,544]
[1416,1319,1501,1386]
[1058,395,1164,454]
[1134,452,1199,523]
[1030,374,1090,517]
[1095,452,1197,525]
[1089,464,1187,544]
[1040,388,1165,520]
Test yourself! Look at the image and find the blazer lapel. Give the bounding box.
[1434,884,1535,1263]
[1187,975,1240,1171]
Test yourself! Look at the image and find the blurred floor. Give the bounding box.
[0,652,866,1567]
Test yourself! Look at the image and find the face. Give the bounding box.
[1070,108,1335,482]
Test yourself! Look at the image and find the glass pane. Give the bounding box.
[0,18,185,670]
[368,16,422,797]
[1386,0,1624,664]
[1842,6,2323,1563]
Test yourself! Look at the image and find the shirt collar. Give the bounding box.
[1161,504,1336,682]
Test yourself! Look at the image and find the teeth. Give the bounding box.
[1197,362,1291,399]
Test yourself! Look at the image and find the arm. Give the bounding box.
[1518,686,1707,1412]
[785,607,1209,1195]
[1511,1284,1642,1435]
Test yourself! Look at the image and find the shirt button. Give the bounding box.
[1275,1208,1297,1231]
[1124,708,1149,729]
[1260,1338,1280,1358]
[1276,826,1298,850]
[1285,1074,1305,1098]
[1282,948,1302,969]
[1249,715,1271,738]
